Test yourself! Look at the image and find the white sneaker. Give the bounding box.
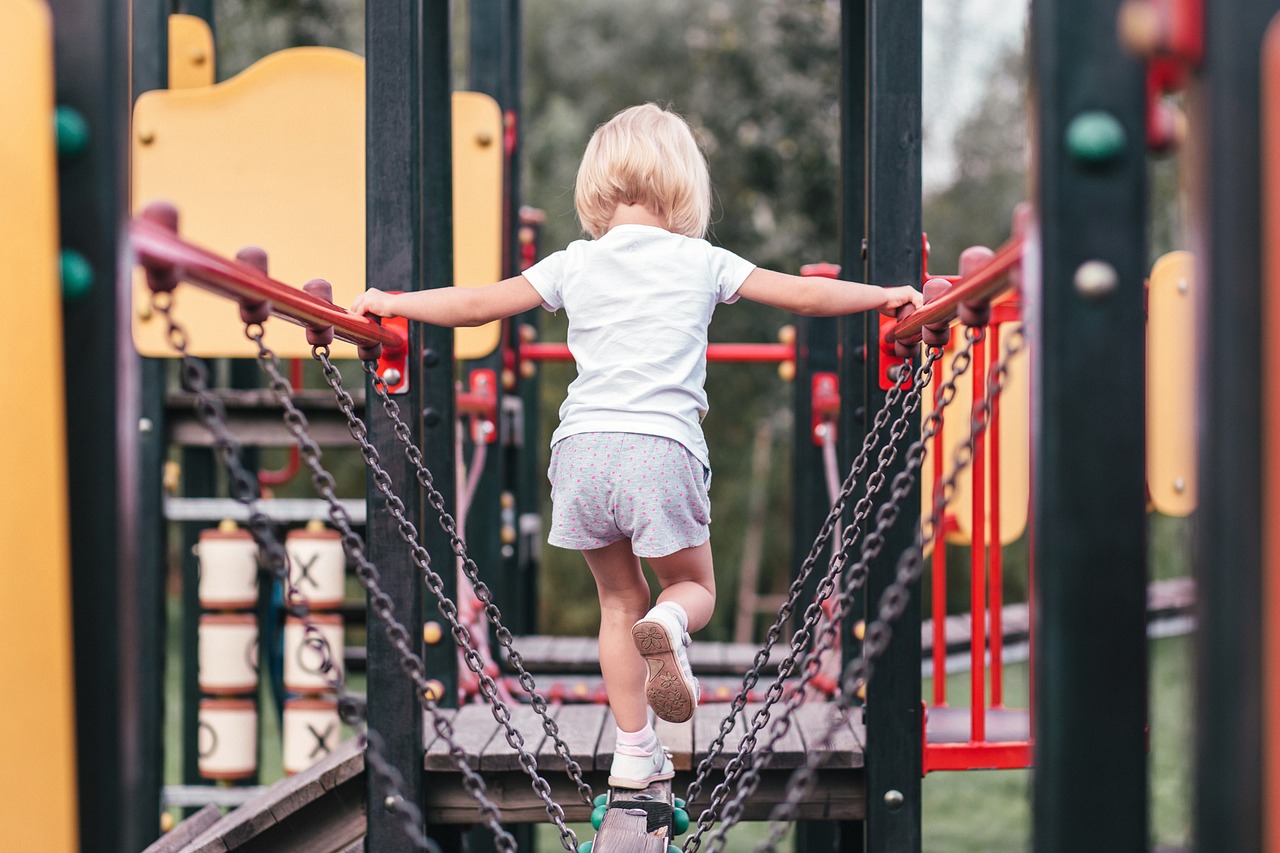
[608,738,675,789]
[632,606,699,723]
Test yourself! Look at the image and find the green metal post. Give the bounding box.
[1190,1,1272,850]
[1030,0,1149,850]
[859,1,923,851]
[50,0,149,849]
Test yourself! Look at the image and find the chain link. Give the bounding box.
[307,347,581,852]
[363,360,596,807]
[151,294,437,849]
[687,347,947,853]
[752,324,1027,853]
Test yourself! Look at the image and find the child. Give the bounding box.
[350,103,922,789]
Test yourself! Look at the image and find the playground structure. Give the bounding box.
[2,1,1277,853]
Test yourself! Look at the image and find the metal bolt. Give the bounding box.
[382,368,402,387]
[884,789,904,811]
[1065,110,1127,166]
[1173,477,1186,493]
[625,808,648,817]
[1177,277,1189,294]
[477,131,494,147]
[139,417,154,433]
[423,407,442,428]
[423,680,445,702]
[384,795,399,811]
[138,128,156,145]
[422,348,440,368]
[1073,260,1119,300]
[423,621,443,644]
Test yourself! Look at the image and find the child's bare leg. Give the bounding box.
[648,539,715,631]
[582,538,651,732]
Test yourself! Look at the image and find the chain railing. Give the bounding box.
[304,346,582,851]
[690,330,981,851]
[364,360,595,807]
[752,324,1027,853]
[149,290,443,850]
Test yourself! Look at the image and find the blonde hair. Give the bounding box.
[574,103,712,239]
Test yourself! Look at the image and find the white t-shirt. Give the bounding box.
[523,224,757,468]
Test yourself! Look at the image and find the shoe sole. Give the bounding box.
[632,618,697,723]
[607,766,675,790]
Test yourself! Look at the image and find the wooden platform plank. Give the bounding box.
[591,806,666,853]
[141,804,221,853]
[424,705,493,771]
[691,703,742,768]
[478,703,553,772]
[653,716,694,771]
[539,704,608,771]
[791,704,865,768]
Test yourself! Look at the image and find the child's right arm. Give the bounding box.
[349,275,544,327]
[736,268,922,317]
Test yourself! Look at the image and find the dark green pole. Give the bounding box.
[364,0,449,848]
[50,0,146,849]
[132,0,171,839]
[1190,1,1271,850]
[1030,0,1148,850]
[860,1,923,851]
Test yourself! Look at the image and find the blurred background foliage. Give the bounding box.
[210,0,1180,642]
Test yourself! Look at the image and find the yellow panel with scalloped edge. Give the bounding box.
[1147,250,1197,516]
[0,2,79,849]
[919,301,1030,549]
[169,14,215,89]
[132,46,503,359]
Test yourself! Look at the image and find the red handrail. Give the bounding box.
[891,235,1024,343]
[130,208,405,352]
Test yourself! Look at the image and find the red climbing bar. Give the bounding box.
[130,214,405,352]
[970,332,988,743]
[931,363,949,707]
[521,341,794,363]
[890,235,1024,343]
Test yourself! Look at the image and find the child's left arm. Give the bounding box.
[349,275,544,327]
[735,268,922,317]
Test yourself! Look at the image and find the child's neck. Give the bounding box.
[605,203,667,233]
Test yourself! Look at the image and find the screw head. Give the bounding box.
[884,789,905,811]
[382,368,402,387]
[1073,260,1119,299]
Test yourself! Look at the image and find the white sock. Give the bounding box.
[652,600,689,631]
[615,722,658,757]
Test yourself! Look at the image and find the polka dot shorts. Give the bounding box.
[547,433,711,558]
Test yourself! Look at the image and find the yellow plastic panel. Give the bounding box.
[1146,250,1197,516]
[133,47,366,358]
[0,3,79,849]
[169,13,215,89]
[132,46,504,360]
[920,310,1030,547]
[451,91,503,360]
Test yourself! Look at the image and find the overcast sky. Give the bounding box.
[921,0,1028,190]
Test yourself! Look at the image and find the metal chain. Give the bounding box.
[362,360,595,807]
[308,347,580,852]
[687,347,949,853]
[682,366,916,817]
[753,324,1027,853]
[241,325,519,852]
[150,291,434,849]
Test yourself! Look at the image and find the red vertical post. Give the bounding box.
[932,358,948,706]
[989,319,1005,708]
[970,329,988,742]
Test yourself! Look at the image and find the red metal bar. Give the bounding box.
[970,332,988,743]
[890,236,1024,343]
[989,321,1006,707]
[931,358,948,707]
[130,215,405,352]
[924,741,1032,773]
[520,341,794,363]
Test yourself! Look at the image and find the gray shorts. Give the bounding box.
[547,433,711,558]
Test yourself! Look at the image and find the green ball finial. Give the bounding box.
[593,793,609,808]
[577,841,594,853]
[54,106,90,158]
[591,804,608,830]
[1065,110,1127,166]
[60,249,94,299]
[673,807,690,834]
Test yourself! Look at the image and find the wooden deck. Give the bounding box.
[422,702,866,823]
